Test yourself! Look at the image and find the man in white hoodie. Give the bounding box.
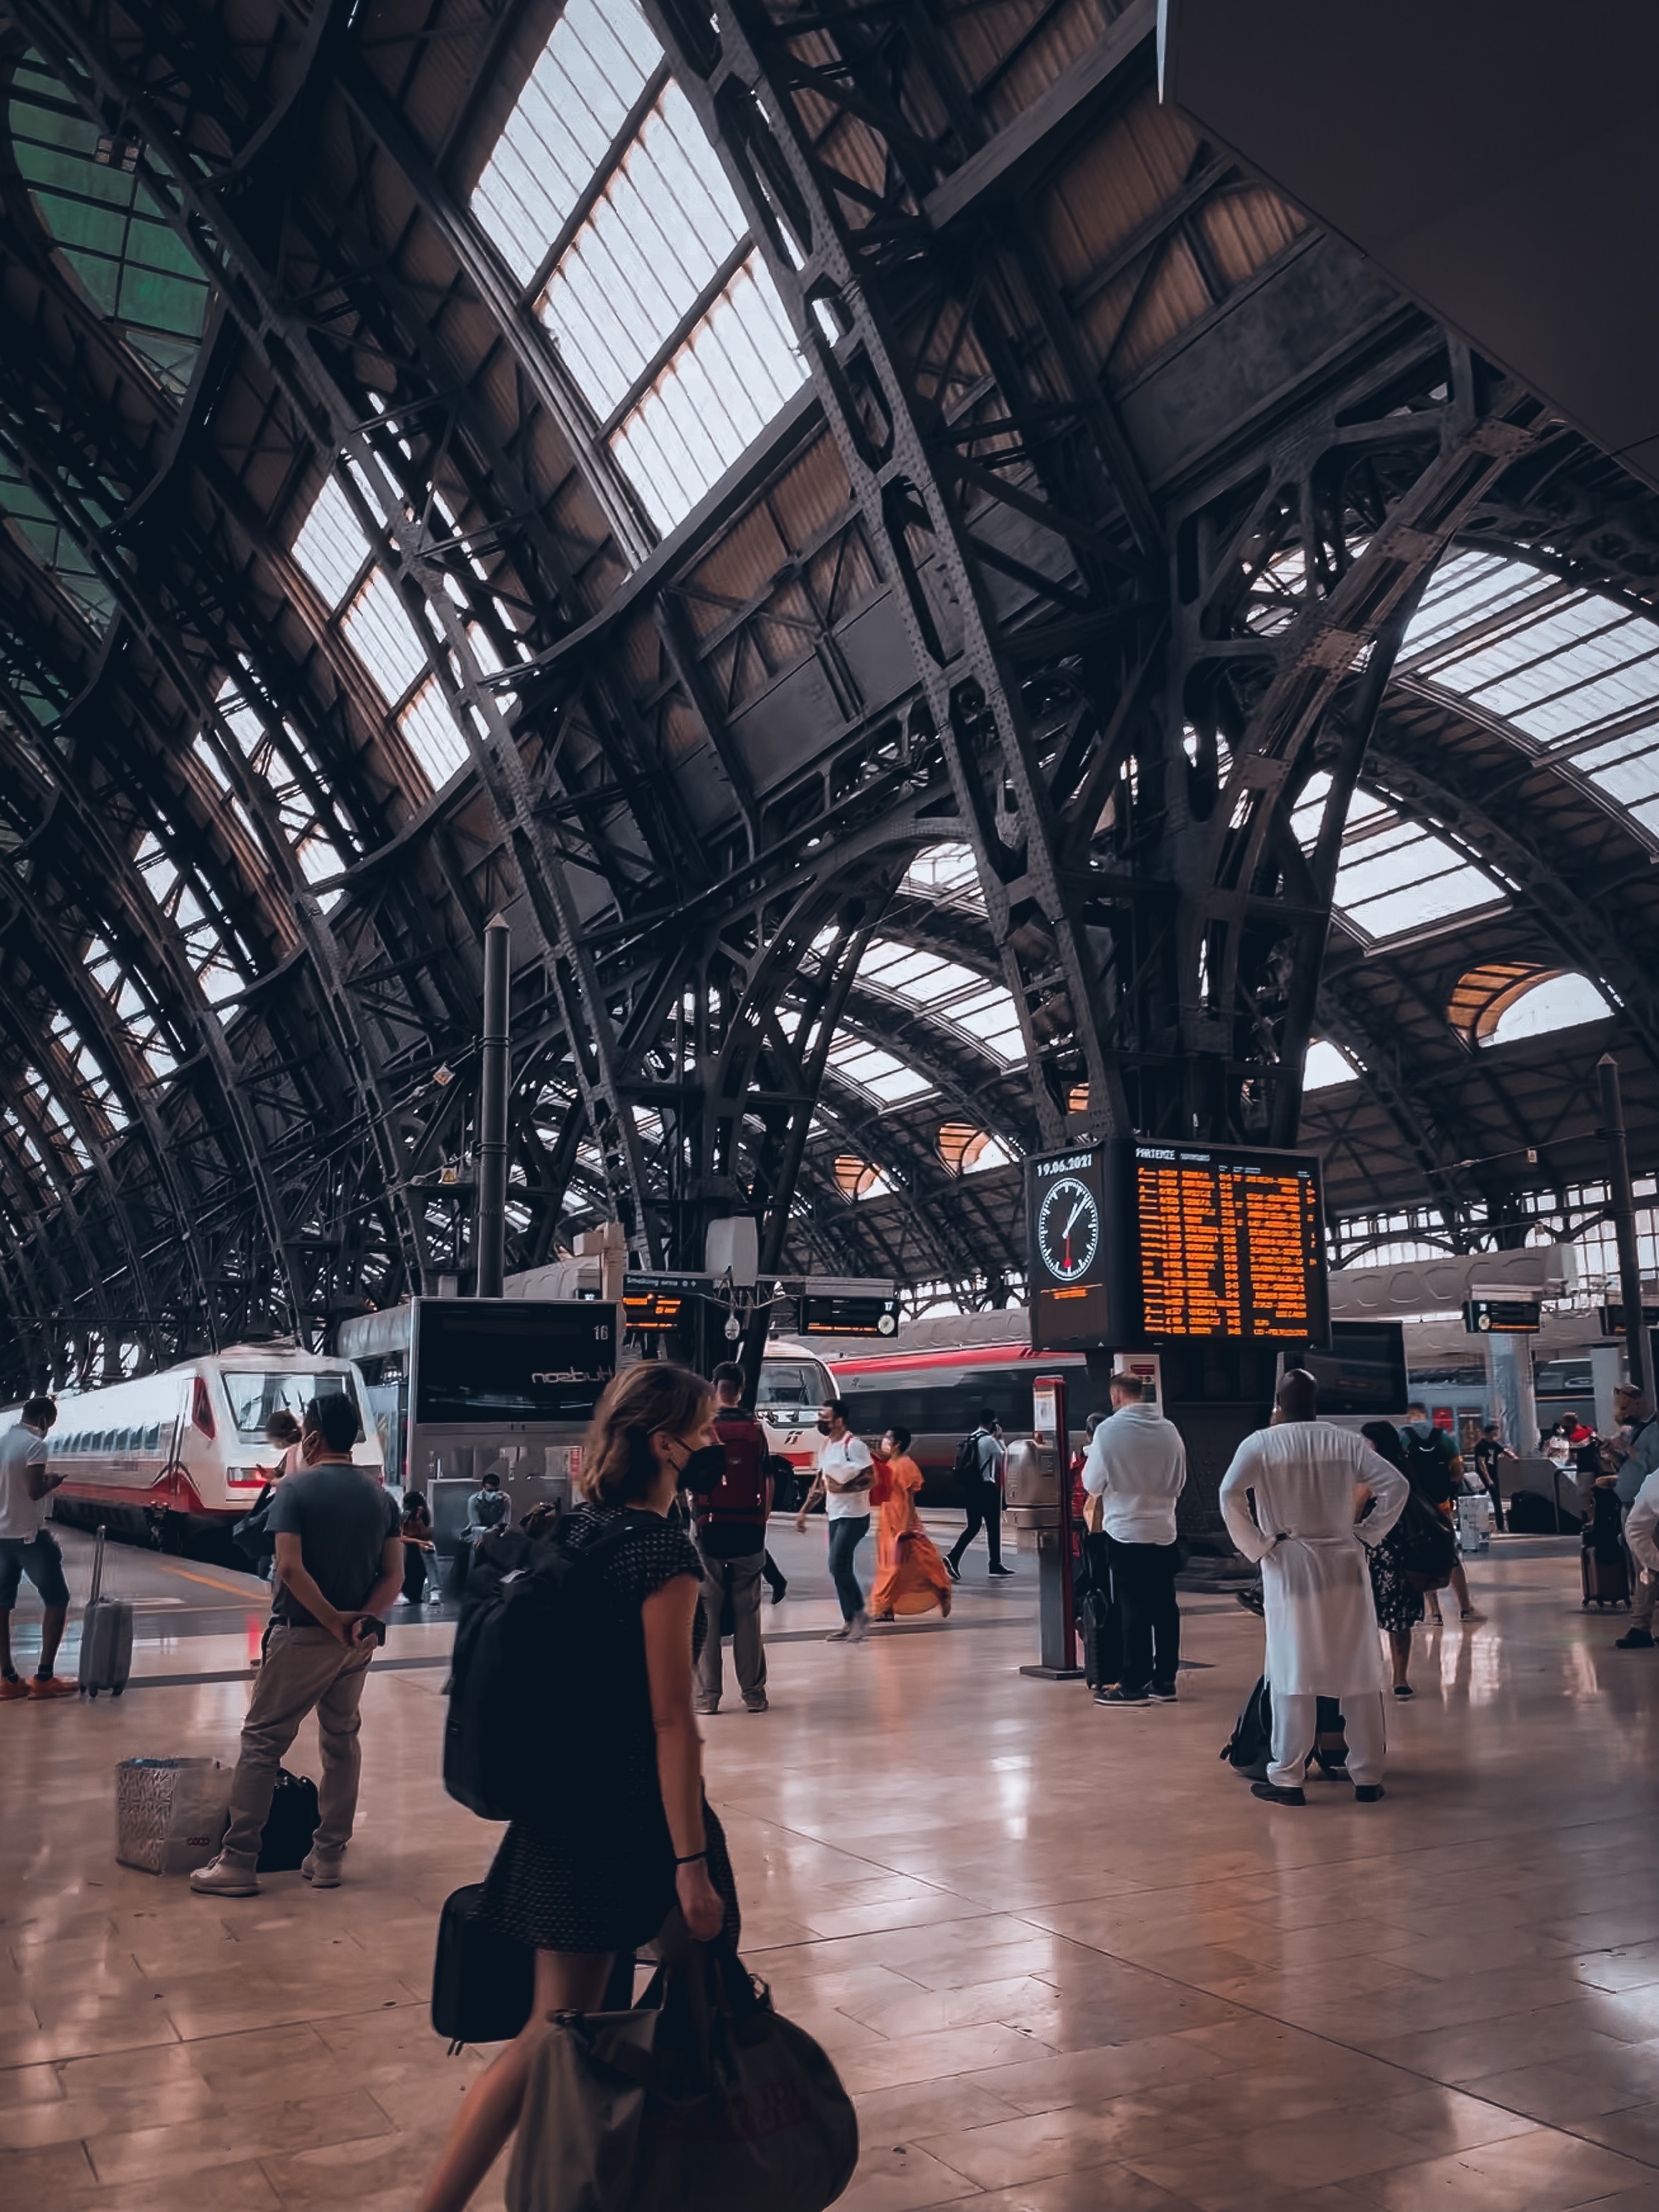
[1219,1368,1408,1805]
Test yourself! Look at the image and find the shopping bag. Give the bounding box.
[506,1929,858,2212]
[116,1757,232,1875]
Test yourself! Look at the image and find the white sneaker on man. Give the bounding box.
[846,1611,872,1643]
[301,1847,345,1888]
[190,1854,259,1897]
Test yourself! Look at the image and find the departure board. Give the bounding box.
[1131,1142,1327,1344]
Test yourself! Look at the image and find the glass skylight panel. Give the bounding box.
[902,844,981,901]
[292,474,369,607]
[343,568,430,704]
[1406,551,1659,755]
[1303,1039,1359,1091]
[542,85,746,415]
[611,261,808,528]
[472,0,655,285]
[826,1035,934,1104]
[1333,823,1497,939]
[399,678,471,788]
[471,0,803,534]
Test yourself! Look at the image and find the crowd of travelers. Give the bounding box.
[14,1345,1659,2207]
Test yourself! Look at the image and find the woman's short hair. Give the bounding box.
[265,1409,303,1446]
[579,1362,712,1506]
[884,1424,912,1453]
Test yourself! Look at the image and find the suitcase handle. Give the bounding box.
[89,1525,106,1607]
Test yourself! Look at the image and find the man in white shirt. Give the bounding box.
[1083,1373,1187,1706]
[1219,1369,1408,1805]
[0,1398,76,1699]
[797,1399,874,1641]
[1625,1464,1659,1602]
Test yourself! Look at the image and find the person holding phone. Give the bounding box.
[191,1392,402,1897]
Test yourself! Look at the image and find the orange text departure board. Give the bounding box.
[1132,1142,1326,1343]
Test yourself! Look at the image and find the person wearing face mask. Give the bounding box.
[422,1362,736,2212]
[1399,1404,1482,1626]
[794,1400,875,1640]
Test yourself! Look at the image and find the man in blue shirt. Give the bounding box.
[1612,1383,1659,1649]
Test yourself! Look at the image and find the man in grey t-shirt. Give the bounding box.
[193,1393,401,1897]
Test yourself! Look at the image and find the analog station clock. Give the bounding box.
[1036,1174,1101,1283]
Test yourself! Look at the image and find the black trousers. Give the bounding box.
[1110,1538,1181,1692]
[949,1480,1003,1570]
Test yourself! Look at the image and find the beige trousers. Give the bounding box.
[222,1623,375,1864]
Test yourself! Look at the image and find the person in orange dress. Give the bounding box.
[870,1426,952,1621]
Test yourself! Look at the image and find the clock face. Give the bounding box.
[1036,1175,1101,1283]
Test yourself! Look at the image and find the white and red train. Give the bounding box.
[1,1346,381,1548]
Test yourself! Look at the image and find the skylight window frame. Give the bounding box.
[514,59,673,312]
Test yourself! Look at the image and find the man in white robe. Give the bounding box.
[1219,1368,1409,1804]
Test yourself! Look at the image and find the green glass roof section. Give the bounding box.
[0,449,115,631]
[8,52,208,397]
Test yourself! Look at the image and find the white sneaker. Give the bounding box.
[190,1854,259,1897]
[847,1611,872,1643]
[301,1848,344,1888]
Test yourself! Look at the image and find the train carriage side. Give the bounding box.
[44,1348,381,1550]
[826,1342,1117,1504]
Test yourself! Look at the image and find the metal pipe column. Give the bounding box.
[475,914,510,1299]
[1599,1052,1652,1404]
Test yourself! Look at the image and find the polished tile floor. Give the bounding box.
[5,1531,1659,2211]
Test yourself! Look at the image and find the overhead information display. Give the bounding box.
[1026,1139,1329,1351]
[1133,1142,1326,1344]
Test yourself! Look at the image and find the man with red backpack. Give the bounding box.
[689,1361,772,1715]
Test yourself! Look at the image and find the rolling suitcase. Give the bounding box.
[78,1526,133,1698]
[432,1882,534,2051]
[1582,1543,1631,1609]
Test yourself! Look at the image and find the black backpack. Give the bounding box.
[952,1433,983,1488]
[443,1511,645,1825]
[1392,1490,1459,1592]
[1403,1426,1453,1498]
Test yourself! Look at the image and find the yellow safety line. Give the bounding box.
[154,1561,262,1598]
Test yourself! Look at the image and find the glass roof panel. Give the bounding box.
[473,0,802,534]
[472,0,655,286]
[1403,552,1659,828]
[399,676,471,789]
[1294,775,1503,944]
[8,52,209,395]
[1303,1038,1359,1091]
[0,450,115,630]
[343,568,430,704]
[292,476,370,608]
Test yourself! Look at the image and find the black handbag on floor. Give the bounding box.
[432,1883,535,2052]
[256,1767,320,1871]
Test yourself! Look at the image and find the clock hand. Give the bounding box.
[1062,1198,1086,1237]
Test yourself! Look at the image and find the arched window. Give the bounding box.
[1449,964,1611,1047]
[8,52,210,396]
[938,1123,1013,1174]
[833,1157,889,1200]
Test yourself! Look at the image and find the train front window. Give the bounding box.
[757,1361,833,1415]
[223,1372,364,1445]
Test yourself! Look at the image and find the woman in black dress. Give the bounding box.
[1362,1420,1424,1697]
[422,1362,730,2212]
